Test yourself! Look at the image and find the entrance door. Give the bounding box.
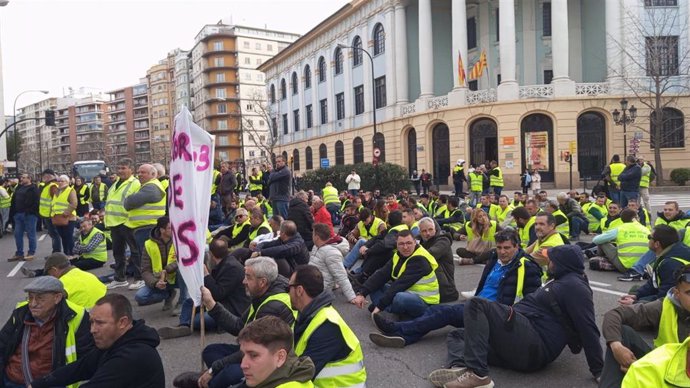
[432,123,450,186]
[407,128,417,175]
[577,112,607,181]
[469,118,498,166]
[521,113,554,182]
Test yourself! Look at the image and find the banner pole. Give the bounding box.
[200,304,206,371]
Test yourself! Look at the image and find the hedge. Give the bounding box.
[296,163,411,194]
[670,168,690,186]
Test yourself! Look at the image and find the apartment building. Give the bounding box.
[147,50,178,165]
[106,83,151,164]
[16,97,57,176]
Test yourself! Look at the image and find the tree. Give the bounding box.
[609,5,690,185]
[240,89,279,167]
[6,131,22,162]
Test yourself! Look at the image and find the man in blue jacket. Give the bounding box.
[429,244,603,388]
[618,155,642,208]
[369,230,542,349]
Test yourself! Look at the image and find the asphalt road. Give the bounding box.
[0,194,685,387]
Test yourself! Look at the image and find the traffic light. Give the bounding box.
[45,110,56,126]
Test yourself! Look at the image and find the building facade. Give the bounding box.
[106,83,151,164]
[16,97,57,176]
[147,51,178,165]
[261,0,690,187]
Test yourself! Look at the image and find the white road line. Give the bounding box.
[39,234,47,242]
[589,281,612,287]
[7,262,25,277]
[590,286,627,297]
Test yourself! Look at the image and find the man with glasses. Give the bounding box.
[214,208,252,249]
[8,174,39,262]
[599,264,690,388]
[353,230,440,318]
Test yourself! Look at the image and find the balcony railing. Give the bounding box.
[519,84,554,99]
[575,82,610,96]
[466,89,497,105]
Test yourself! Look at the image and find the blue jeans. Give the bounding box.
[631,250,655,275]
[569,216,587,238]
[179,298,217,330]
[203,343,244,388]
[620,191,639,209]
[343,238,367,269]
[349,189,359,197]
[14,213,37,256]
[272,200,288,219]
[44,217,62,253]
[610,189,621,205]
[392,303,466,345]
[370,285,430,318]
[135,285,174,306]
[491,186,502,196]
[133,226,154,259]
[56,220,77,255]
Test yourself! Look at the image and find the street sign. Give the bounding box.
[320,158,330,168]
[373,148,381,158]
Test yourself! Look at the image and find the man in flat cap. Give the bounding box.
[0,277,93,387]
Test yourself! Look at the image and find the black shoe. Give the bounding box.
[618,271,643,282]
[369,332,406,348]
[173,371,202,388]
[371,312,396,335]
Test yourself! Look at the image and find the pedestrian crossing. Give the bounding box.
[649,194,690,209]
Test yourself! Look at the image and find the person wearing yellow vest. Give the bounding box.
[627,198,651,230]
[135,216,181,313]
[488,160,504,196]
[605,154,626,205]
[350,211,409,284]
[343,208,387,270]
[289,265,367,387]
[591,209,651,273]
[622,336,690,388]
[30,293,165,388]
[52,175,78,256]
[39,169,62,254]
[544,200,570,237]
[353,230,440,318]
[456,209,499,265]
[452,159,467,196]
[69,217,108,270]
[73,176,90,216]
[104,158,141,290]
[35,252,106,309]
[495,195,516,229]
[89,174,108,210]
[511,206,538,249]
[123,163,166,291]
[599,265,690,388]
[475,194,500,220]
[436,197,466,238]
[153,162,169,215]
[248,167,264,196]
[0,276,92,388]
[584,195,608,234]
[322,182,340,225]
[525,212,566,267]
[246,208,272,248]
[185,256,295,387]
[0,177,11,235]
[637,156,655,213]
[467,167,484,207]
[370,230,542,349]
[601,202,624,233]
[215,207,253,249]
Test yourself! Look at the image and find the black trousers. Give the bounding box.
[447,297,552,377]
[70,256,105,271]
[111,224,141,281]
[598,325,651,388]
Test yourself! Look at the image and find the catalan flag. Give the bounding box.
[457,50,466,87]
[469,50,487,80]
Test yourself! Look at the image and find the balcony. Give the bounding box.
[202,61,239,73]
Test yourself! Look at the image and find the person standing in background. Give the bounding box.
[268,156,292,219]
[410,170,421,196]
[420,169,432,195]
[346,170,361,197]
[530,168,541,196]
[8,174,40,261]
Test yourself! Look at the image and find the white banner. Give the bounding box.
[169,106,214,307]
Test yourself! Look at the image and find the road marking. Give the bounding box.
[591,286,627,297]
[39,234,47,242]
[7,262,25,277]
[589,281,612,287]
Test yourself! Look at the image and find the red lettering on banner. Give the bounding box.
[176,221,199,266]
[170,174,184,209]
[196,145,210,171]
[172,132,192,161]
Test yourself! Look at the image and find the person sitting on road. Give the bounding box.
[214,208,251,249]
[287,191,315,251]
[584,195,608,235]
[598,264,690,388]
[369,230,542,349]
[349,211,408,284]
[68,217,108,271]
[601,202,624,233]
[344,208,387,269]
[475,194,499,220]
[311,196,334,236]
[455,209,500,265]
[401,208,421,237]
[427,245,603,388]
[627,198,651,229]
[556,192,588,241]
[494,195,515,229]
[30,294,165,388]
[618,225,690,305]
[589,209,650,273]
[512,206,537,249]
[418,217,459,303]
[525,212,567,268]
[435,197,466,239]
[251,220,310,278]
[352,230,440,319]
[309,223,356,303]
[338,204,360,238]
[244,208,271,248]
[0,276,92,388]
[544,200,570,237]
[289,265,366,387]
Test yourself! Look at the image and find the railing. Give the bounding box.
[427,96,449,110]
[466,89,497,105]
[519,84,554,99]
[575,82,610,96]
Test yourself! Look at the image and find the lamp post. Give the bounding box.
[13,90,49,173]
[0,1,10,165]
[611,98,637,159]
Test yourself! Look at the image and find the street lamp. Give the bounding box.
[611,98,637,159]
[13,89,49,173]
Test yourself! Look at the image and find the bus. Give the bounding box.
[72,160,108,182]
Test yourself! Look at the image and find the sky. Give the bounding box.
[0,0,348,113]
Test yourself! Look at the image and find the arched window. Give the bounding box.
[373,132,385,163]
[352,36,363,67]
[373,23,385,56]
[335,141,344,165]
[334,47,343,75]
[282,151,288,163]
[293,149,300,171]
[305,146,313,170]
[304,65,311,89]
[280,79,287,100]
[318,56,327,83]
[319,143,328,162]
[291,72,298,95]
[353,137,364,164]
[269,84,276,103]
[651,108,685,148]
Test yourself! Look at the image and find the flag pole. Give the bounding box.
[200,304,206,371]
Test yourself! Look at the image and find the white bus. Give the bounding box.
[72,160,108,182]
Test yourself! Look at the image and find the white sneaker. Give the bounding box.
[107,280,129,290]
[461,290,476,299]
[128,280,145,290]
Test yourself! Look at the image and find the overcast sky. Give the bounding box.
[0,0,347,112]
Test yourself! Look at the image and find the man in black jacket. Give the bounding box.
[369,231,541,349]
[8,173,40,262]
[287,191,314,250]
[351,210,407,282]
[252,221,310,277]
[1,277,92,387]
[157,239,250,339]
[428,244,603,388]
[268,156,291,219]
[419,217,459,303]
[30,294,164,388]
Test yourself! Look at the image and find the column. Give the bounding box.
[497,0,518,100]
[418,0,434,98]
[605,0,621,80]
[521,0,537,85]
[286,72,294,134]
[384,6,397,106]
[551,0,575,96]
[452,0,468,90]
[326,55,334,128]
[299,66,306,131]
[364,26,374,124]
[311,58,319,131]
[394,1,409,103]
[343,44,353,120]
